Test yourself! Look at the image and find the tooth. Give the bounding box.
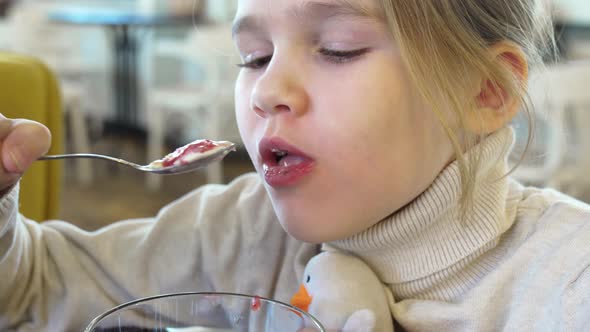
[271,149,287,157]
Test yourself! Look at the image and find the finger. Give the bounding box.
[0,114,15,141]
[1,120,52,174]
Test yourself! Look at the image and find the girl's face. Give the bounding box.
[233,0,454,243]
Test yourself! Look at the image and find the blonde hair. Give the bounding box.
[377,0,556,212]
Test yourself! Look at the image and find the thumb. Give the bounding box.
[1,120,52,174]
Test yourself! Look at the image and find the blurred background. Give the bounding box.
[0,0,588,230]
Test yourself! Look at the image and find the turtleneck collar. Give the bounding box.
[326,127,518,289]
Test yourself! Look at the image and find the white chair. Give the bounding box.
[511,61,590,197]
[0,19,10,50]
[544,62,590,197]
[144,23,240,190]
[510,67,567,186]
[565,39,590,61]
[6,3,95,184]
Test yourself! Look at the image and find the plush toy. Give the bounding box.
[290,251,394,332]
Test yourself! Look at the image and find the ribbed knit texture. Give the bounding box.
[327,127,518,300]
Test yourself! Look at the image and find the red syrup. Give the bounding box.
[161,139,218,167]
[251,296,262,311]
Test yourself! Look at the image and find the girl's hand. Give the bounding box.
[0,114,51,196]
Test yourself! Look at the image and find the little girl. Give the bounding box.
[1,0,589,331]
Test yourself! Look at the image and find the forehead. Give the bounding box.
[235,0,378,21]
[234,0,381,36]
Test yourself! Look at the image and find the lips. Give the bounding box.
[258,137,315,187]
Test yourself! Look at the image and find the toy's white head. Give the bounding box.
[291,252,393,331]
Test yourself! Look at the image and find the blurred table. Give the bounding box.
[49,7,198,133]
[0,0,14,17]
[553,7,590,59]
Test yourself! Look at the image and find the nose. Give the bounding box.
[250,59,310,118]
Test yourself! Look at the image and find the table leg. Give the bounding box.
[127,25,138,125]
[111,25,125,124]
[108,25,143,130]
[104,26,145,174]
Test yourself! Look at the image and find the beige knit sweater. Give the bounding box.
[1,127,589,331]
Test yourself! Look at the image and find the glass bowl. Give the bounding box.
[84,292,325,332]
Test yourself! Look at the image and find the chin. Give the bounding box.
[266,184,363,243]
[273,207,320,243]
[282,222,324,244]
[276,211,356,244]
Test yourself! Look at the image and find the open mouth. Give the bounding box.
[259,137,315,186]
[272,148,288,164]
[269,148,310,167]
[260,138,312,167]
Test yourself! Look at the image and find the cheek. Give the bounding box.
[234,77,259,159]
[316,80,407,162]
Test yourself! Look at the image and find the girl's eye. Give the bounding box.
[236,48,368,69]
[319,48,369,63]
[237,55,272,69]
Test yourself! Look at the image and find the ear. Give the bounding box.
[466,41,529,134]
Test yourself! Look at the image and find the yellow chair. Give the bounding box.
[0,52,63,221]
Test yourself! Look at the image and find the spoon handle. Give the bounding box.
[39,154,141,168]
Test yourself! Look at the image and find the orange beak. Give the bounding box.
[290,284,312,312]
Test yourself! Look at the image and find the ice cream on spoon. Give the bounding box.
[149,139,236,169]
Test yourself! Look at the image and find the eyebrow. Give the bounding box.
[232,0,378,38]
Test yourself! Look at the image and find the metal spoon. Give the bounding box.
[38,142,236,175]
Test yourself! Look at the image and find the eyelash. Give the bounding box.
[237,55,272,70]
[319,48,369,63]
[237,48,369,69]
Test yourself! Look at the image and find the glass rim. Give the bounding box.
[84,291,325,331]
